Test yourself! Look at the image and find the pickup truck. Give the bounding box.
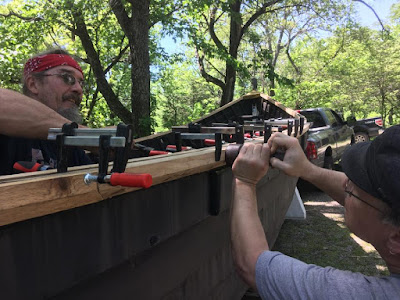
[299,108,355,169]
[346,116,384,143]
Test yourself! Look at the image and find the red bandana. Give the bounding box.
[23,54,83,78]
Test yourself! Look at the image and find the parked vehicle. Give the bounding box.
[299,108,355,169]
[346,116,384,143]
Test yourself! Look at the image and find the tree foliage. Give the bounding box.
[0,0,180,136]
[274,23,400,125]
[153,58,220,131]
[0,0,399,131]
[177,0,356,107]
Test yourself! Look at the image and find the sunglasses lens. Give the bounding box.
[61,74,84,88]
[63,74,76,85]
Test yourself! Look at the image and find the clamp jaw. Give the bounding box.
[49,123,153,189]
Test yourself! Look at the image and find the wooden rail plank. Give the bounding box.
[0,145,226,226]
[0,122,308,227]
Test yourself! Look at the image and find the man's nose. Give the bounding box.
[70,80,83,96]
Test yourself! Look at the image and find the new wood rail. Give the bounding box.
[0,145,227,227]
[0,122,309,228]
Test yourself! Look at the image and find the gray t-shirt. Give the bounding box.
[256,251,400,299]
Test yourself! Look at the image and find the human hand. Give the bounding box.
[232,143,270,186]
[267,133,311,178]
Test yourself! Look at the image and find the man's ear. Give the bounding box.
[387,230,400,254]
[25,75,40,96]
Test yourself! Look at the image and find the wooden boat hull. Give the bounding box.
[1,168,297,299]
[0,93,306,299]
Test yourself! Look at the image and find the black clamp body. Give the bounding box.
[188,123,201,133]
[97,135,111,183]
[175,132,182,152]
[112,124,133,173]
[294,119,300,137]
[56,122,78,173]
[175,131,223,162]
[98,123,133,181]
[235,125,244,144]
[264,124,272,143]
[214,133,222,161]
[287,120,293,136]
[300,117,305,135]
[55,122,133,176]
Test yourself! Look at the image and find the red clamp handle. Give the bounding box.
[110,173,152,188]
[13,161,42,173]
[204,139,215,146]
[166,145,189,151]
[149,150,169,156]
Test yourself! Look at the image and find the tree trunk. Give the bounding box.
[72,7,132,124]
[220,0,241,107]
[130,0,151,136]
[268,64,276,97]
[221,66,236,106]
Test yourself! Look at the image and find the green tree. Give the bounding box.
[274,23,400,126]
[153,58,220,131]
[0,0,180,136]
[180,0,358,107]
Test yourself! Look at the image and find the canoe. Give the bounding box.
[0,92,308,299]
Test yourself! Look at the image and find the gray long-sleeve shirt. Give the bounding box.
[256,251,400,299]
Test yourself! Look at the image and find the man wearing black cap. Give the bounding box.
[230,125,400,299]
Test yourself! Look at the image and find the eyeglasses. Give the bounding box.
[40,73,85,89]
[344,179,385,213]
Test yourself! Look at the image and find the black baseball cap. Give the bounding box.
[342,125,400,213]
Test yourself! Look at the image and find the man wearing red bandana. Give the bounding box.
[23,51,84,123]
[0,49,91,175]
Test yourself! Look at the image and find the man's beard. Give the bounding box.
[57,106,83,124]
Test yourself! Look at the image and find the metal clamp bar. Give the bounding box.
[180,133,216,140]
[50,136,126,147]
[243,124,265,131]
[264,118,298,126]
[172,126,237,135]
[48,127,119,140]
[211,122,237,127]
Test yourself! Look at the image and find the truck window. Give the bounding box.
[300,111,326,128]
[331,110,344,125]
[325,110,339,127]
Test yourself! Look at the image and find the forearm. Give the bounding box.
[0,88,71,139]
[301,163,347,206]
[231,179,269,290]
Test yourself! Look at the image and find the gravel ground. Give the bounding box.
[242,185,388,299]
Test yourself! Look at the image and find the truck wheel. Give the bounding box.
[323,156,334,170]
[354,132,369,143]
